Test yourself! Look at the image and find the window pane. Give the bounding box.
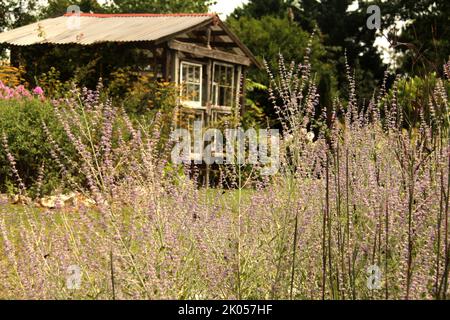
[182,64,188,81]
[219,86,225,106]
[186,84,192,100]
[194,67,201,83]
[185,84,191,100]
[214,65,220,82]
[189,66,194,82]
[195,111,203,123]
[227,68,233,86]
[212,64,234,106]
[221,66,227,83]
[181,63,203,104]
[189,84,200,101]
[225,88,233,106]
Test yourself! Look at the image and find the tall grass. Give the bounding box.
[0,57,449,300]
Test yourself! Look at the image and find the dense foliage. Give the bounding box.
[227,15,332,126]
[0,96,72,196]
[0,57,448,300]
[374,0,450,77]
[229,0,449,124]
[0,0,449,301]
[0,77,178,197]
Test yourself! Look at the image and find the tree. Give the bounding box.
[0,0,39,58]
[104,0,215,14]
[41,0,105,18]
[230,0,294,19]
[0,0,38,29]
[293,0,386,102]
[227,15,334,127]
[229,0,387,119]
[41,0,215,17]
[372,0,450,77]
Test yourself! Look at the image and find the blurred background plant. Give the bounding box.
[0,97,74,197]
[384,73,450,130]
[0,64,26,87]
[36,66,70,98]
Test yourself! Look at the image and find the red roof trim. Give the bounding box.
[64,13,216,18]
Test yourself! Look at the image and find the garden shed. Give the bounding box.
[0,13,261,127]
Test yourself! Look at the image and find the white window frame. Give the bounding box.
[212,62,235,108]
[184,109,204,162]
[180,61,203,109]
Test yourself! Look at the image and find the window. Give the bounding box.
[212,63,234,107]
[180,62,203,108]
[185,109,205,162]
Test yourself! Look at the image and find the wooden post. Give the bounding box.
[171,50,180,85]
[151,48,158,81]
[164,47,172,82]
[239,67,247,119]
[206,59,212,126]
[205,164,210,189]
[170,50,180,127]
[206,27,212,49]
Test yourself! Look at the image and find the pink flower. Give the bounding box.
[16,85,31,98]
[33,86,44,96]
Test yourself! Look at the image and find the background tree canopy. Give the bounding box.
[41,0,215,17]
[227,14,335,126]
[229,0,386,104]
[0,0,39,57]
[228,0,449,126]
[104,0,215,14]
[0,0,448,127]
[373,0,450,77]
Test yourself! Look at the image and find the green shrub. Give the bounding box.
[0,78,179,196]
[0,98,75,197]
[36,67,71,98]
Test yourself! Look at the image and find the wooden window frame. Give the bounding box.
[212,62,235,109]
[180,61,203,109]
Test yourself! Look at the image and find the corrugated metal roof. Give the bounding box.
[0,14,215,46]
